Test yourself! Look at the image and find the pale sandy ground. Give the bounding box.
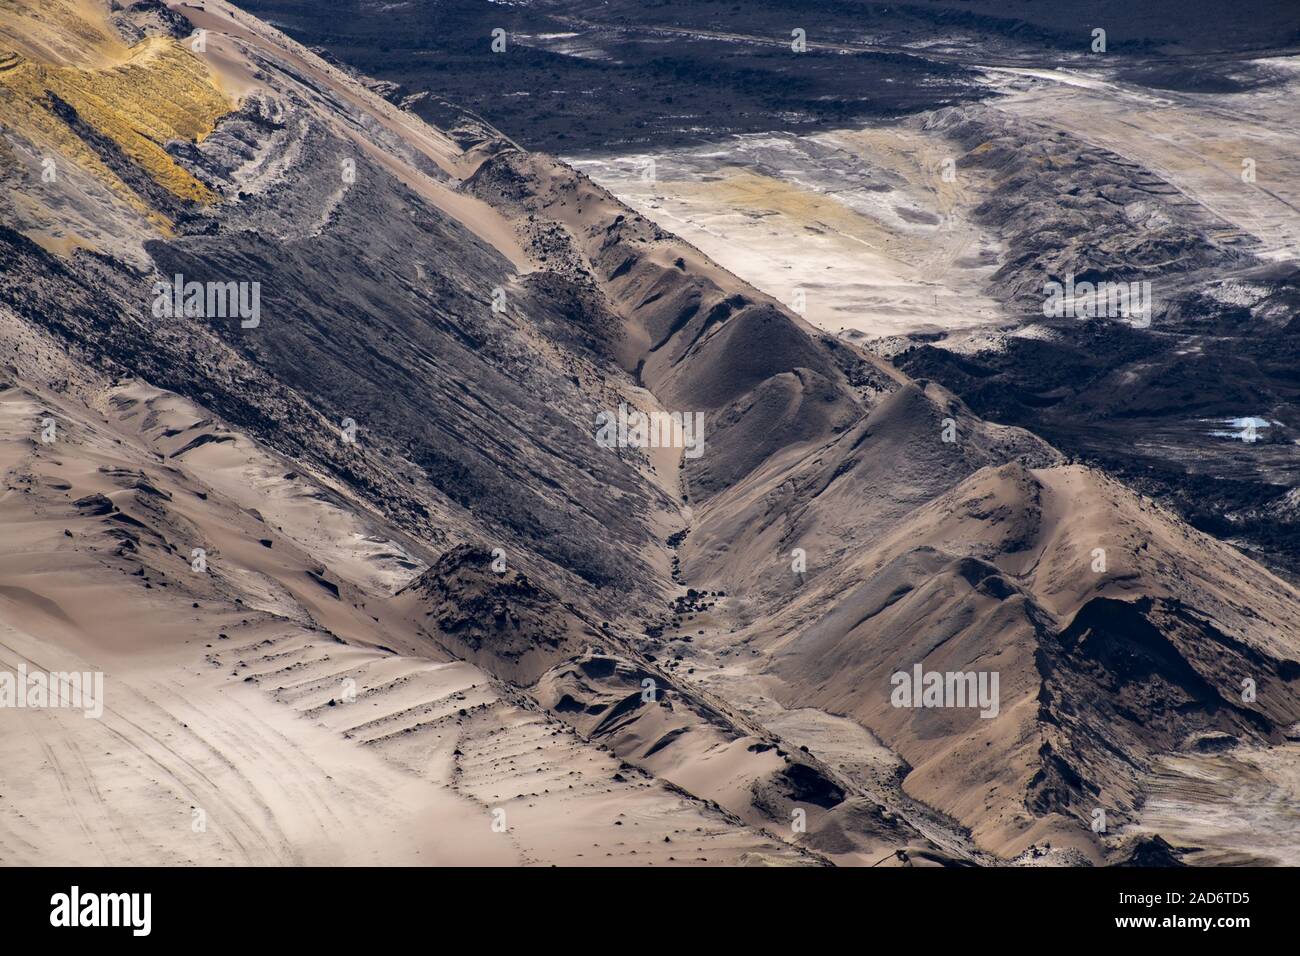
[1131,748,1300,866]
[570,126,1005,339]
[981,60,1300,264]
[0,309,807,866]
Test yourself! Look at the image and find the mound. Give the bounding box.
[764,463,1300,857]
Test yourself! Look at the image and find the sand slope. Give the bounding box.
[2,0,1298,867]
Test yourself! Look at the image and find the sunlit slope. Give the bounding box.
[0,1,230,237]
[0,0,130,68]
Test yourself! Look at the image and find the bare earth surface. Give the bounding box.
[3,0,1300,869]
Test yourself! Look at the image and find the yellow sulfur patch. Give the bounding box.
[0,36,230,208]
[1,0,235,242]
